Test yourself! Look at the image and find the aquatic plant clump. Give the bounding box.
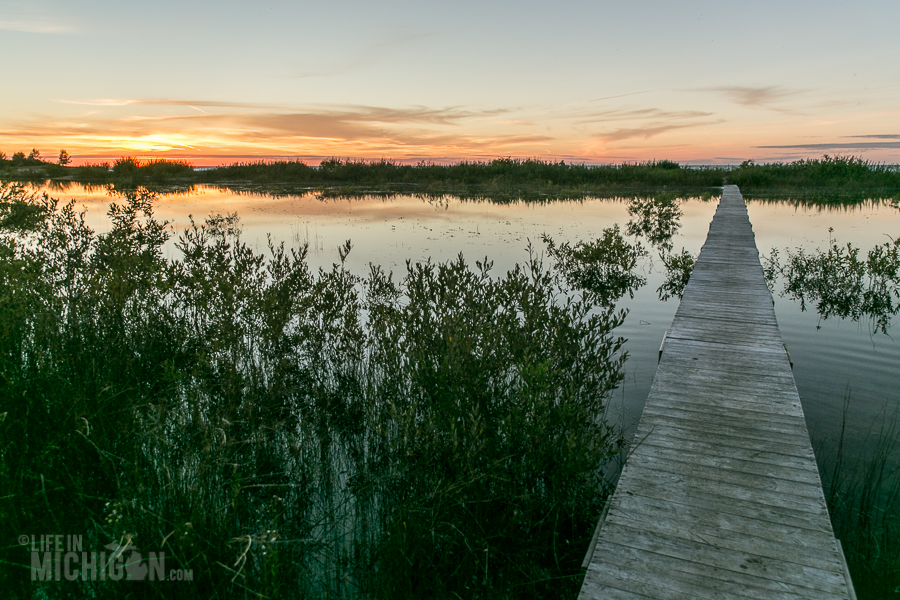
[0,186,627,599]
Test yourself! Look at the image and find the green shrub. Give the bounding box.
[0,186,627,599]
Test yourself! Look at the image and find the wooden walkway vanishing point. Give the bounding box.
[579,186,856,599]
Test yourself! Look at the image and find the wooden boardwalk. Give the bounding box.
[579,186,854,599]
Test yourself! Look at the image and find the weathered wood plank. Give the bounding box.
[613,478,833,534]
[586,546,832,600]
[597,524,848,594]
[635,414,815,451]
[603,506,842,572]
[640,403,811,438]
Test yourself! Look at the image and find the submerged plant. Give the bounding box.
[822,392,900,599]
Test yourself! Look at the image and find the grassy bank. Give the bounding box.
[730,156,900,202]
[0,184,632,598]
[3,155,899,202]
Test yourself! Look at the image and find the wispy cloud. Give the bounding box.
[574,107,713,126]
[843,134,900,140]
[58,99,284,109]
[580,90,662,104]
[291,32,438,79]
[576,103,721,143]
[0,19,75,34]
[758,141,900,150]
[596,121,721,143]
[703,85,803,111]
[0,101,539,158]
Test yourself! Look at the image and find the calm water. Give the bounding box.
[35,183,900,480]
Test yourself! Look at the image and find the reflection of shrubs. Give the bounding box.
[0,182,53,231]
[657,248,696,301]
[543,225,648,305]
[626,195,683,250]
[765,232,900,334]
[0,187,627,599]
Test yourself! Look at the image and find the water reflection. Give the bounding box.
[542,196,694,306]
[23,177,200,197]
[619,195,696,302]
[542,226,648,306]
[626,195,683,252]
[657,249,696,301]
[765,232,900,334]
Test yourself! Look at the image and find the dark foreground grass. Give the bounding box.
[3,155,899,202]
[0,184,629,598]
[822,393,900,599]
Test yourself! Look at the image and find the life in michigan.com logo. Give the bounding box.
[19,534,193,582]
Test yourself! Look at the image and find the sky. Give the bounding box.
[1,0,899,166]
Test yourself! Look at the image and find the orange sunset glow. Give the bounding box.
[2,2,899,165]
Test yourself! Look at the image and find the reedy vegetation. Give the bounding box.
[822,393,900,600]
[2,154,899,202]
[0,184,630,598]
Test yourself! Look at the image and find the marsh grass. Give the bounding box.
[185,158,727,203]
[729,156,900,202]
[821,392,900,599]
[5,154,898,202]
[0,185,629,598]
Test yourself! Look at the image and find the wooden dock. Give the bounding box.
[579,186,855,599]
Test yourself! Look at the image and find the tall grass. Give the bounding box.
[5,154,899,202]
[729,156,900,201]
[821,392,900,599]
[0,185,629,598]
[194,158,726,202]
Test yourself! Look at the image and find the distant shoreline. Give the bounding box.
[3,155,900,202]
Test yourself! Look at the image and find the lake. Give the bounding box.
[33,182,900,483]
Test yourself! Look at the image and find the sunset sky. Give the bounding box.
[2,0,899,165]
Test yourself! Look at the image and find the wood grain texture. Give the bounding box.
[579,186,852,599]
